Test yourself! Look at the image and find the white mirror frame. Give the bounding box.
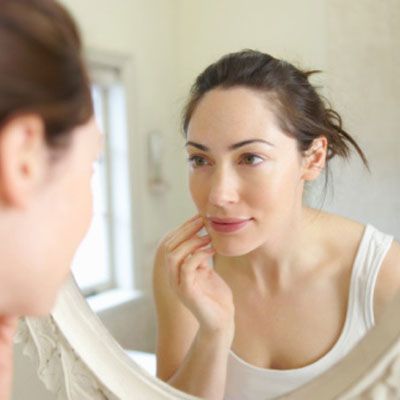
[15,275,400,400]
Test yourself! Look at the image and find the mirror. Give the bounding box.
[14,278,400,399]
[12,1,400,399]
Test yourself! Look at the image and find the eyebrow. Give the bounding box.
[185,139,275,152]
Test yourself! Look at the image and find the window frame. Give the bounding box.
[73,48,142,297]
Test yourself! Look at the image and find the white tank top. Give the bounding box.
[224,224,394,400]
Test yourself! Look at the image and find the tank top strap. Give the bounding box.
[350,224,394,331]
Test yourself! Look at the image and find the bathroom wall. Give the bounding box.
[323,0,400,238]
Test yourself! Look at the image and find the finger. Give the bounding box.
[175,235,211,261]
[167,234,211,271]
[163,214,201,242]
[187,214,201,222]
[163,215,202,243]
[164,216,205,252]
[178,247,215,290]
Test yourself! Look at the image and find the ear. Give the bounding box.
[301,136,328,181]
[0,114,47,208]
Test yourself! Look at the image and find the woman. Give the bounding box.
[153,50,400,400]
[0,1,101,398]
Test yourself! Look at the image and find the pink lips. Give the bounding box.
[208,217,252,233]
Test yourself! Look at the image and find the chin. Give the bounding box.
[11,293,55,316]
[213,239,256,257]
[18,273,67,316]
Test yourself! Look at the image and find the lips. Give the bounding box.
[207,217,252,233]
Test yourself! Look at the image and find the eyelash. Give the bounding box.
[187,155,210,168]
[187,153,265,168]
[239,153,265,166]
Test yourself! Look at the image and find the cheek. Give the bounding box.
[76,175,94,236]
[189,173,208,209]
[61,167,93,246]
[247,165,302,209]
[275,163,304,199]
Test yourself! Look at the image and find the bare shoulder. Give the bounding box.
[312,209,400,320]
[309,209,366,255]
[313,209,365,232]
[303,209,368,295]
[374,238,400,321]
[152,239,198,381]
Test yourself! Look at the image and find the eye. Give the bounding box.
[239,153,264,166]
[188,155,210,168]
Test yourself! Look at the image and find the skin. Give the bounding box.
[153,87,400,400]
[0,114,102,399]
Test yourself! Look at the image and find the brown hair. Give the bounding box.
[182,50,369,183]
[0,0,93,149]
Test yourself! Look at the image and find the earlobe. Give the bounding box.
[302,136,328,181]
[0,114,46,208]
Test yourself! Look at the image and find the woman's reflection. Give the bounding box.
[153,50,400,400]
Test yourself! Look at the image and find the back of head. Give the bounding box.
[0,0,93,148]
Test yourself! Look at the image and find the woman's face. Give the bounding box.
[186,87,306,256]
[38,117,102,312]
[1,116,102,315]
[43,116,102,286]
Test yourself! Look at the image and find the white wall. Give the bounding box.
[323,0,400,238]
[175,0,328,87]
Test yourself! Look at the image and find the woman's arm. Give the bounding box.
[166,327,233,399]
[153,216,234,400]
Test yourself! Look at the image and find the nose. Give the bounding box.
[208,165,239,207]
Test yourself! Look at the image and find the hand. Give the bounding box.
[0,316,18,400]
[160,215,235,338]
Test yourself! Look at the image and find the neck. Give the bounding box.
[226,207,324,293]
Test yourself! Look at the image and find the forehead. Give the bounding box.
[187,87,284,145]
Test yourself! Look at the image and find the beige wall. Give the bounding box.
[175,0,328,88]
[323,0,400,238]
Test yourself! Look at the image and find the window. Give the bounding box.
[72,55,134,297]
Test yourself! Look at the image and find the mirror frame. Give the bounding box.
[15,275,400,399]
